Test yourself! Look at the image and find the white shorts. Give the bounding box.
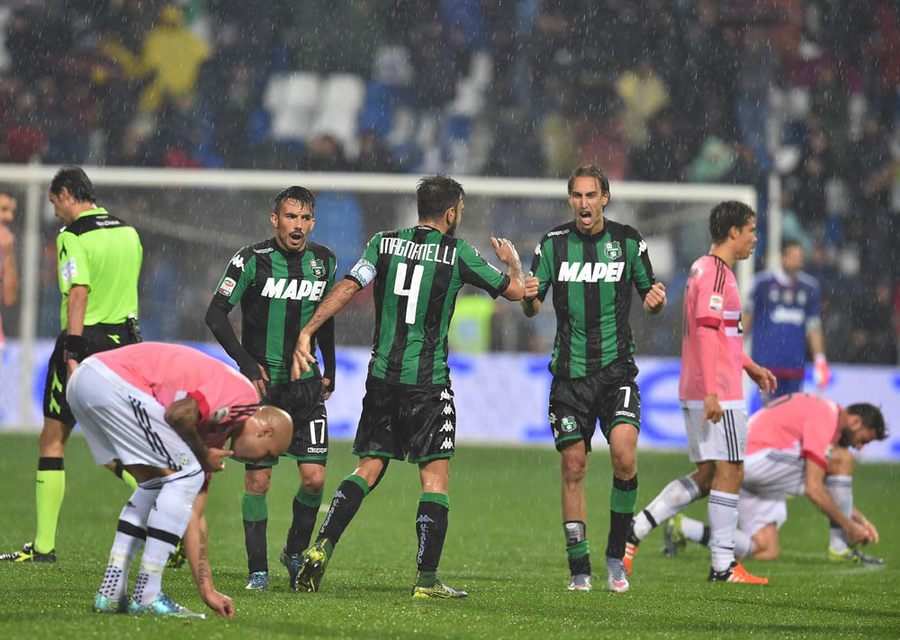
[737,449,807,536]
[681,401,748,463]
[67,359,201,474]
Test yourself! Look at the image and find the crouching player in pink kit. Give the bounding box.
[663,394,886,565]
[66,342,292,618]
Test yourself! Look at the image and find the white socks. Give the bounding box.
[133,473,204,605]
[99,485,160,601]
[632,475,702,541]
[825,475,853,553]
[708,490,739,572]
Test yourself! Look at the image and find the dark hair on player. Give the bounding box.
[781,239,803,254]
[846,403,888,440]
[709,201,756,244]
[0,189,15,200]
[49,166,96,203]
[273,186,315,215]
[417,174,465,221]
[567,164,610,197]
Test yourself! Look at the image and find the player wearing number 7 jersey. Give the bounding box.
[290,174,525,598]
[205,186,336,592]
[521,164,667,594]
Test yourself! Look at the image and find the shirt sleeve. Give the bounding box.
[457,240,510,298]
[806,280,822,331]
[211,247,256,311]
[530,236,553,302]
[345,233,381,288]
[800,403,839,470]
[189,374,258,424]
[628,229,655,298]
[57,232,91,293]
[693,265,725,330]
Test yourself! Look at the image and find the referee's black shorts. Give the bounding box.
[43,323,135,423]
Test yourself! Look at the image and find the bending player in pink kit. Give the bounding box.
[66,342,292,618]
[663,394,885,565]
[625,201,776,584]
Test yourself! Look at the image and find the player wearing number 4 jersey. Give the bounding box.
[206,186,336,592]
[290,175,525,598]
[521,164,667,594]
[626,201,777,585]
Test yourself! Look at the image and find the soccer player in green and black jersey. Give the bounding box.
[205,186,336,591]
[521,164,667,594]
[290,175,525,598]
[2,167,143,564]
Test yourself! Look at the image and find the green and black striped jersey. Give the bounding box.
[530,219,655,379]
[346,225,510,386]
[211,238,336,385]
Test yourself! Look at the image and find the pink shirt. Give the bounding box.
[94,342,258,445]
[745,394,841,470]
[679,255,745,402]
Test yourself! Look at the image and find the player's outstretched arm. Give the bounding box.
[804,463,870,546]
[491,236,525,301]
[205,300,268,397]
[292,279,360,380]
[183,490,234,618]
[164,397,232,472]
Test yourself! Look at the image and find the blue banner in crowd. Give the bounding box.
[1,341,897,461]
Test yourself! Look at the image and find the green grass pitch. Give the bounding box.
[0,433,897,639]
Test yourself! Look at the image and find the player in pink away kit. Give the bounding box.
[625,201,777,584]
[65,342,292,618]
[663,394,885,565]
[0,190,19,350]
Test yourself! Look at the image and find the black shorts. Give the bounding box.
[353,377,456,464]
[548,358,641,452]
[260,376,328,465]
[43,324,135,423]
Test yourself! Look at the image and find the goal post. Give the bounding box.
[0,163,761,427]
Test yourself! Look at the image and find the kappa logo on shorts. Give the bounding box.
[440,388,452,401]
[439,420,454,433]
[440,437,453,450]
[560,416,577,433]
[442,404,454,416]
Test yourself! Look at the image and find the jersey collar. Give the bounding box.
[75,206,108,220]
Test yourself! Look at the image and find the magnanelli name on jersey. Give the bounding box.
[347,225,509,386]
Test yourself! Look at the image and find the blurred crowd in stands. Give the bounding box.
[0,0,897,363]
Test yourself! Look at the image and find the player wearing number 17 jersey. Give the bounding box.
[290,175,525,598]
[205,186,336,591]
